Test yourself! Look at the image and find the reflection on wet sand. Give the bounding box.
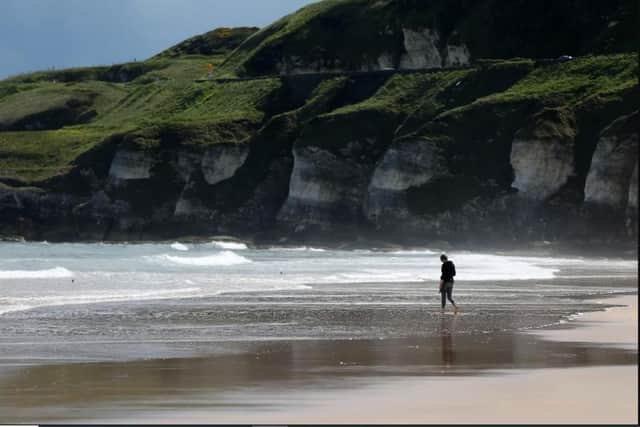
[440,314,457,367]
[0,329,635,422]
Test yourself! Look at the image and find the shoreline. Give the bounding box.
[1,294,636,424]
[527,294,638,350]
[1,238,638,260]
[101,294,639,424]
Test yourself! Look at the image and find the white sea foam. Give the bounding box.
[0,287,202,315]
[170,242,189,251]
[0,267,74,280]
[210,241,248,250]
[276,246,326,252]
[0,282,314,315]
[388,249,438,255]
[151,251,251,266]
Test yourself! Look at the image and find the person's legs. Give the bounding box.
[446,285,457,310]
[441,287,446,309]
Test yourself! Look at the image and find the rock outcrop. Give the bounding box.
[510,109,576,200]
[584,111,639,209]
[108,149,154,181]
[628,162,638,211]
[0,0,637,247]
[274,27,471,75]
[277,110,398,230]
[278,146,358,228]
[399,28,443,70]
[365,139,446,225]
[201,145,249,185]
[220,0,632,77]
[399,29,470,70]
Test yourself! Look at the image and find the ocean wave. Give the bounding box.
[275,246,326,252]
[388,249,438,255]
[150,251,252,266]
[0,267,74,280]
[170,242,189,251]
[210,241,248,250]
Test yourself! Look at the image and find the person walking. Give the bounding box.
[439,254,458,312]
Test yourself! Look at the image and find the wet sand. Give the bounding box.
[196,295,638,424]
[528,294,638,350]
[0,295,636,424]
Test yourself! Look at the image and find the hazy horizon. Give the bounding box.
[0,0,317,79]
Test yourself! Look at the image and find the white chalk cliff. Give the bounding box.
[510,111,576,200]
[365,139,444,222]
[585,111,639,209]
[108,149,154,181]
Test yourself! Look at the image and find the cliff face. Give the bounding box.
[509,109,576,200]
[218,0,635,77]
[0,1,638,246]
[584,112,638,209]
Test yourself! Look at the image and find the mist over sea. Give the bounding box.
[0,241,637,364]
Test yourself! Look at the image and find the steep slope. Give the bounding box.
[219,0,635,77]
[154,27,259,58]
[0,3,637,246]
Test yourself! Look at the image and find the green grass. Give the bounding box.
[78,75,281,134]
[155,27,259,58]
[432,54,638,127]
[0,49,636,184]
[135,55,228,82]
[470,54,638,108]
[171,78,282,124]
[292,77,349,119]
[217,0,468,77]
[0,82,126,129]
[4,61,169,84]
[0,128,107,182]
[216,0,337,70]
[329,69,471,118]
[218,0,635,78]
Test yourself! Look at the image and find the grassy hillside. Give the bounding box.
[154,27,259,58]
[0,128,108,182]
[0,1,637,188]
[218,0,635,77]
[1,53,637,183]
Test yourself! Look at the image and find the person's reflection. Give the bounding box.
[439,313,457,367]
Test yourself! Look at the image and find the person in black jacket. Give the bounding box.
[439,254,458,312]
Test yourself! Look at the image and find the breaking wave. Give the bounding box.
[0,267,74,280]
[150,251,252,266]
[210,241,248,250]
[170,242,189,251]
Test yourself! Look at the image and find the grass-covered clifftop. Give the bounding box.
[218,0,635,77]
[0,54,637,183]
[0,1,638,243]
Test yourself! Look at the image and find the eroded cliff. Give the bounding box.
[0,1,638,246]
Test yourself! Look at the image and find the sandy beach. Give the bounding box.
[210,295,639,424]
[0,244,636,424]
[1,295,634,424]
[61,295,632,425]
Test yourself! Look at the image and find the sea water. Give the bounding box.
[0,241,636,364]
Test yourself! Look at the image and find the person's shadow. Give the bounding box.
[439,314,458,367]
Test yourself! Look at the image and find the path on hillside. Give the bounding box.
[195,58,564,83]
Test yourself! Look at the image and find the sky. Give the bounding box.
[0,0,318,79]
